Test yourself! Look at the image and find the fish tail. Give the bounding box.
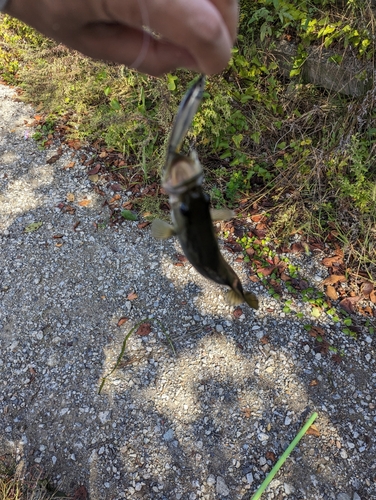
[226,289,259,309]
[225,290,244,306]
[244,291,259,310]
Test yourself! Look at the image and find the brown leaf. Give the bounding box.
[308,326,325,338]
[249,275,260,283]
[117,317,128,327]
[65,161,76,169]
[361,281,374,298]
[246,247,255,257]
[242,407,251,418]
[306,424,320,437]
[251,214,264,223]
[46,153,63,164]
[322,256,342,267]
[127,292,138,301]
[309,379,319,386]
[256,266,276,277]
[123,201,133,209]
[52,234,64,239]
[370,290,376,304]
[136,322,151,336]
[73,221,80,231]
[290,242,304,254]
[260,335,270,344]
[88,164,101,175]
[110,183,123,192]
[326,285,338,301]
[322,274,347,285]
[265,451,276,462]
[72,485,88,500]
[332,353,342,364]
[67,139,81,150]
[109,194,121,204]
[138,221,150,229]
[78,199,91,207]
[280,272,291,282]
[67,192,75,202]
[233,307,243,319]
[99,151,107,158]
[339,296,361,314]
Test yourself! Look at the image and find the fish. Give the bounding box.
[152,153,259,309]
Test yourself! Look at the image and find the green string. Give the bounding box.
[251,412,318,500]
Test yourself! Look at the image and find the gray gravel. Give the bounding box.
[0,83,375,500]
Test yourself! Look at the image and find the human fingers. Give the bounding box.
[103,0,238,74]
[74,23,201,76]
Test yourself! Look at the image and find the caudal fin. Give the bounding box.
[151,219,176,240]
[226,290,259,309]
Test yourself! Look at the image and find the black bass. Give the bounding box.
[152,75,258,308]
[152,154,259,309]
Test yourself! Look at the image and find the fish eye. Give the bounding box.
[180,203,189,216]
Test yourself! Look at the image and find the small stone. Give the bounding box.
[337,494,351,500]
[284,416,292,425]
[340,449,348,459]
[163,429,174,441]
[52,456,57,465]
[353,493,361,500]
[207,475,216,487]
[216,477,229,497]
[284,483,295,494]
[216,324,223,332]
[246,473,253,484]
[258,432,269,442]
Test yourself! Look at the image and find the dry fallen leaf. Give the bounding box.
[136,323,151,336]
[127,292,138,301]
[233,307,243,319]
[309,379,319,386]
[88,164,101,175]
[321,256,342,267]
[306,424,320,437]
[322,274,347,285]
[242,407,251,418]
[137,221,150,229]
[78,199,91,207]
[265,451,276,462]
[339,296,360,314]
[67,193,75,202]
[326,285,339,301]
[260,335,270,344]
[117,317,128,327]
[65,161,76,169]
[370,290,376,304]
[361,281,374,298]
[88,174,99,183]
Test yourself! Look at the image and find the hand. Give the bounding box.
[4,0,238,76]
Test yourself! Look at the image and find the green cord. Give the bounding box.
[251,412,318,500]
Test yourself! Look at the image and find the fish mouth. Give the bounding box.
[162,155,203,195]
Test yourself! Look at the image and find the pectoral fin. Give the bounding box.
[244,291,259,310]
[210,208,235,221]
[151,219,176,240]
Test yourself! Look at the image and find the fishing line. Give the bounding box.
[128,0,151,71]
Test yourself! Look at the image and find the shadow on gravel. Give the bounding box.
[0,97,375,499]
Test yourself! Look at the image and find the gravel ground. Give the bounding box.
[0,83,375,500]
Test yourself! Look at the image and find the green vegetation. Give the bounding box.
[0,0,375,281]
